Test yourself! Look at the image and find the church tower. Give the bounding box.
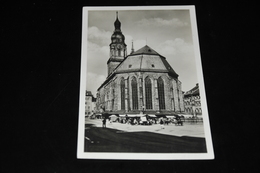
[107,12,127,76]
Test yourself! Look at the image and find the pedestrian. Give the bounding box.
[165,118,169,125]
[160,118,164,129]
[102,118,106,128]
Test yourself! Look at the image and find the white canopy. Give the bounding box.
[119,114,143,117]
[166,115,176,118]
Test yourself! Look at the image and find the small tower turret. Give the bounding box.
[131,40,134,54]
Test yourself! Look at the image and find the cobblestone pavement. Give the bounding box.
[85,118,205,138]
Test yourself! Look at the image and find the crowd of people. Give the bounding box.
[100,114,184,128]
[88,112,203,129]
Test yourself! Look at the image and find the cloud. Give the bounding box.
[133,39,147,50]
[136,17,188,27]
[87,41,109,76]
[125,37,146,53]
[155,38,197,92]
[88,26,112,45]
[124,34,133,54]
[156,38,193,58]
[86,72,106,95]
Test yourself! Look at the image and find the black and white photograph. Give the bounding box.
[77,6,214,160]
[3,1,260,171]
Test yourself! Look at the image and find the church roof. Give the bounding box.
[130,45,161,56]
[114,45,178,78]
[97,45,179,91]
[184,83,200,97]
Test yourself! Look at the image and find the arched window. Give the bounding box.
[131,77,138,110]
[120,78,125,110]
[145,77,153,109]
[170,88,174,97]
[157,77,165,110]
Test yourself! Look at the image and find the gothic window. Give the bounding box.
[111,99,114,110]
[157,77,165,110]
[121,78,125,110]
[170,88,175,110]
[145,77,153,109]
[171,98,175,111]
[131,77,138,110]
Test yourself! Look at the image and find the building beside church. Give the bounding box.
[85,90,96,115]
[183,83,202,115]
[95,12,184,114]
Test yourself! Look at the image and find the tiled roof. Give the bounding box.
[130,45,162,56]
[115,45,178,78]
[98,45,179,90]
[184,84,200,96]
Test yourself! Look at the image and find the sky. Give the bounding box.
[84,8,200,96]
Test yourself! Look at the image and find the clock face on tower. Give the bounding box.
[117,44,122,49]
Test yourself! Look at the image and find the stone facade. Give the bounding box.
[85,91,96,115]
[96,72,184,113]
[183,83,202,115]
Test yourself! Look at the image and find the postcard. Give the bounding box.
[77,5,214,160]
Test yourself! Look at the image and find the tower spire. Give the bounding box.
[114,11,121,32]
[131,40,134,54]
[108,11,126,75]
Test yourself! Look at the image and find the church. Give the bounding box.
[95,12,184,114]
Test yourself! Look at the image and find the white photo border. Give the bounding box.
[77,5,214,160]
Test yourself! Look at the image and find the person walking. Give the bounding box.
[160,118,164,129]
[102,118,107,128]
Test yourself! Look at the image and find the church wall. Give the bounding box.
[160,75,172,111]
[172,79,180,112]
[97,71,184,113]
[177,80,185,112]
[97,74,184,113]
[141,72,177,112]
[128,73,140,112]
[142,73,155,111]
[138,74,144,111]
